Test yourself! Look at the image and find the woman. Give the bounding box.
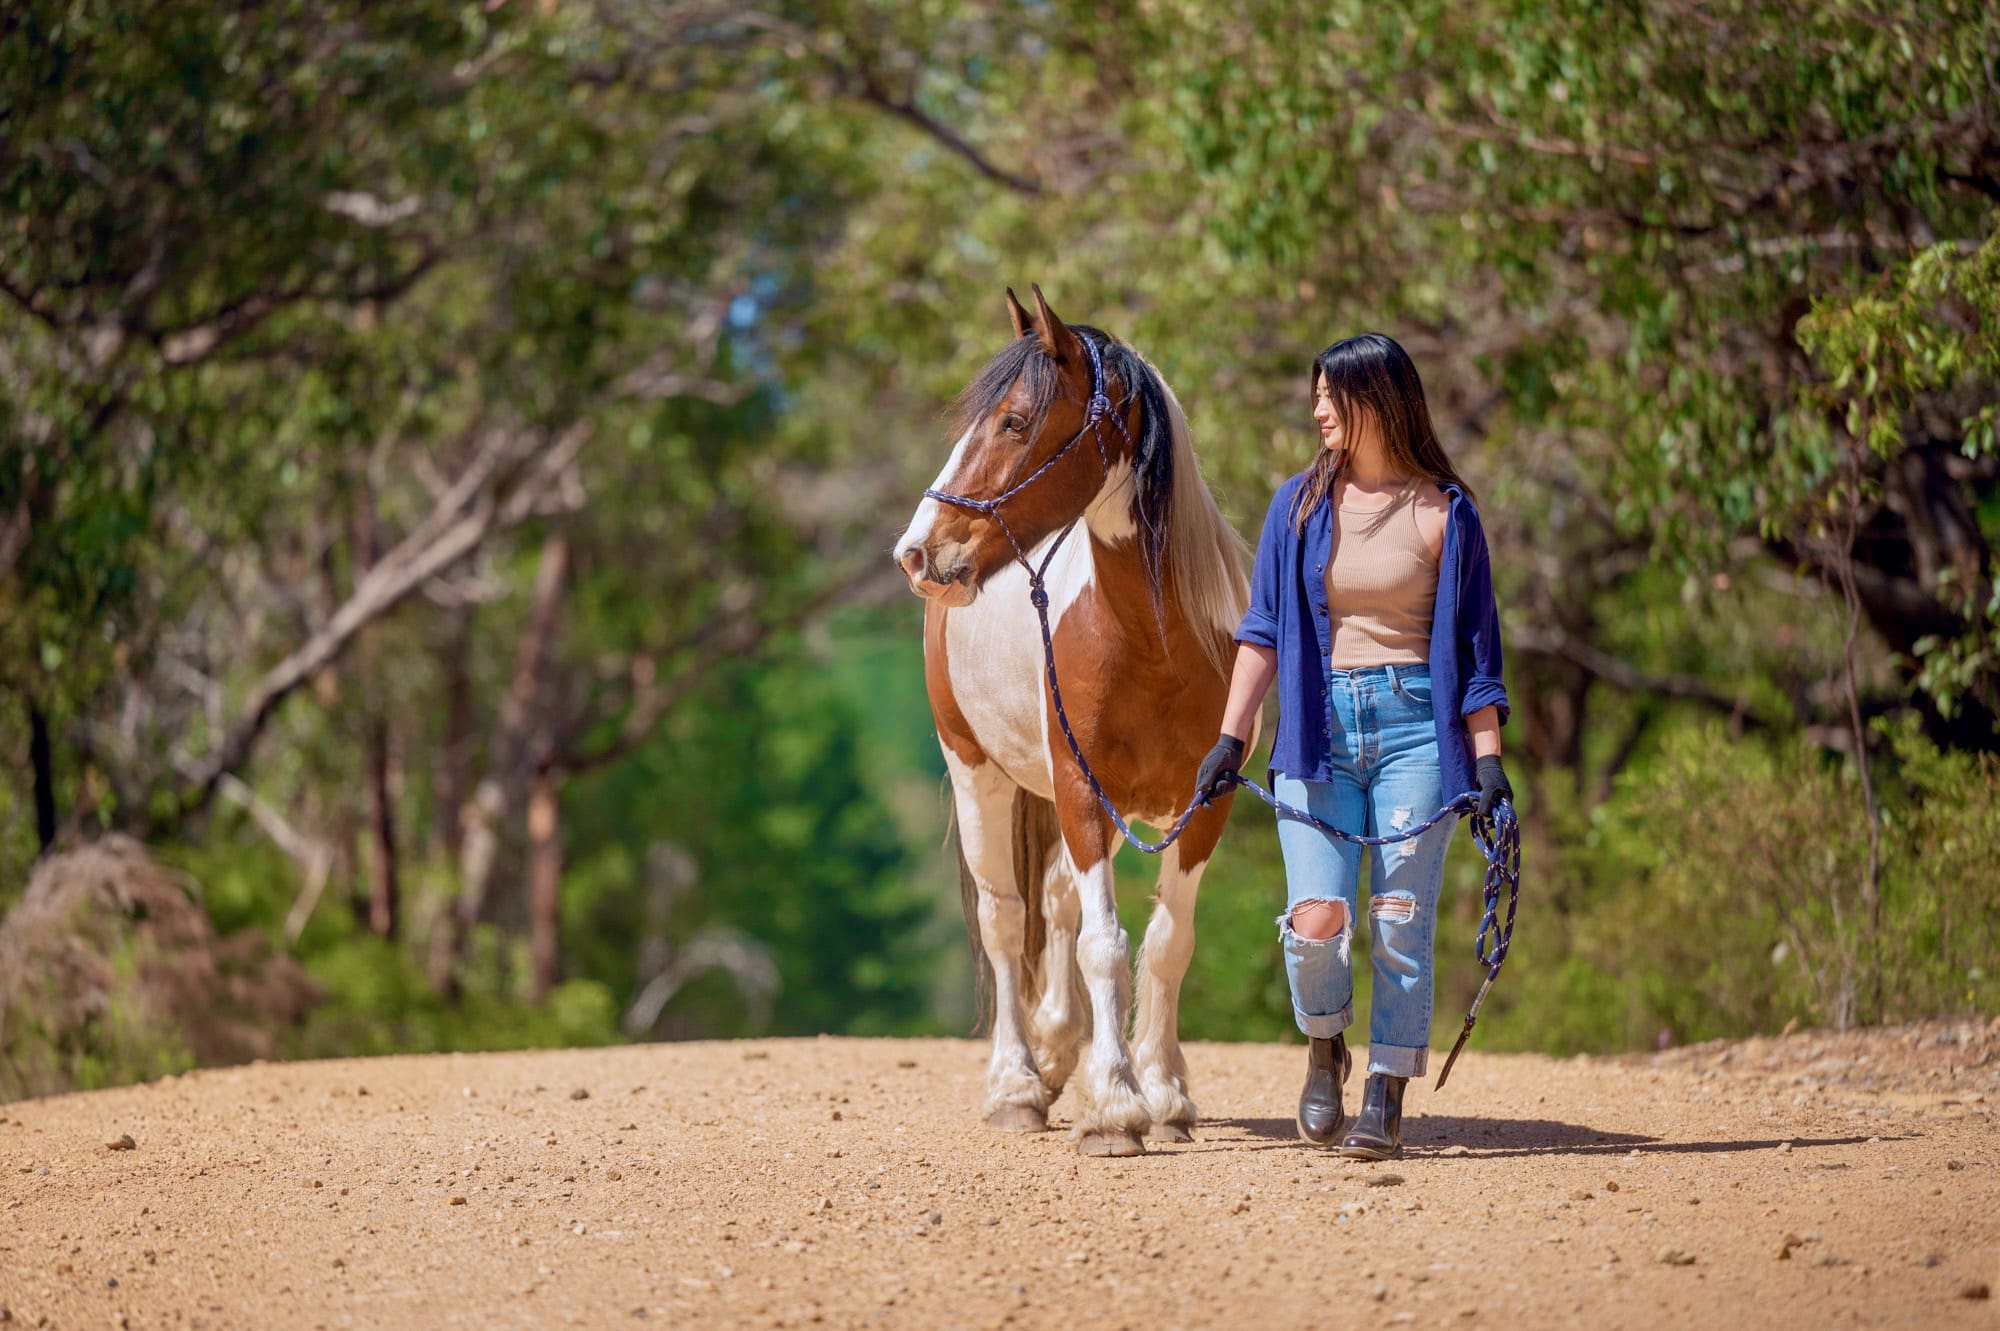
[1194,333,1511,1159]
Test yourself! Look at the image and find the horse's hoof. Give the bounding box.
[1078,1130,1147,1157]
[1145,1122,1194,1145]
[985,1105,1048,1134]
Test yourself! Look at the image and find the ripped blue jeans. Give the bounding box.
[1274,663,1454,1077]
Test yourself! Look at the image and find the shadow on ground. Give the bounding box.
[1205,1116,1887,1157]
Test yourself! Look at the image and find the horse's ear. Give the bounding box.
[1005,287,1033,339]
[1030,284,1082,363]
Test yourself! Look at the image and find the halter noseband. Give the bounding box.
[922,334,1132,603]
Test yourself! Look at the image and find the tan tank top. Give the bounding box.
[1324,484,1439,668]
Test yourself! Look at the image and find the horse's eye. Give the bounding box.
[1001,413,1027,436]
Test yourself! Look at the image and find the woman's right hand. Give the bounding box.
[1194,734,1247,801]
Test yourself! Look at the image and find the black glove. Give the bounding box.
[1475,754,1514,818]
[1194,735,1247,801]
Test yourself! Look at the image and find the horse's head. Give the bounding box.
[896,286,1132,605]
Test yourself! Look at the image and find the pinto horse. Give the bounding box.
[894,287,1255,1156]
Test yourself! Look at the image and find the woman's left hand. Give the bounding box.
[1475,754,1513,817]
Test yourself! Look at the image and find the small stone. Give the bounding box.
[1569,1188,1593,1201]
[332,1258,346,1269]
[107,1134,136,1152]
[831,1110,842,1121]
[1774,1233,1804,1260]
[896,1059,918,1069]
[1604,1180,1619,1192]
[1958,1281,1991,1300]
[814,1198,832,1212]
[912,1224,929,1237]
[825,1148,843,1158]
[448,1196,466,1206]
[1946,1159,1965,1171]
[606,1170,623,1182]
[573,1223,588,1236]
[1439,1144,1470,1157]
[1656,1247,1696,1266]
[1228,1201,1248,1215]
[569,1089,590,1101]
[1814,1252,1849,1268]
[928,1211,943,1225]
[1777,1141,1794,1154]
[1366,1173,1405,1188]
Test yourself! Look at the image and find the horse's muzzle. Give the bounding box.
[897,547,978,605]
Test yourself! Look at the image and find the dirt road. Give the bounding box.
[3,1022,1996,1329]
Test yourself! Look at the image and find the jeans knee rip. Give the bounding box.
[1369,894,1418,923]
[1278,899,1351,962]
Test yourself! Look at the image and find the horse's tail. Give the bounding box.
[956,787,1060,1036]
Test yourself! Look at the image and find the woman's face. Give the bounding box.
[1312,377,1345,454]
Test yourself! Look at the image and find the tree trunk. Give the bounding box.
[441,532,570,988]
[435,609,475,866]
[28,701,56,854]
[364,712,400,938]
[527,766,562,1001]
[352,474,402,938]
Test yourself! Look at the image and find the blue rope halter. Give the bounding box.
[923,332,1520,1088]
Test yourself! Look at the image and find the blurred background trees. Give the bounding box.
[2,0,1994,1094]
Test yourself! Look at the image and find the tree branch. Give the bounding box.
[171,422,589,819]
[1510,622,1772,724]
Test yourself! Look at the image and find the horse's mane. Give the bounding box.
[954,327,1250,676]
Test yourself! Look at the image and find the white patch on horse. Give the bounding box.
[941,533,1097,799]
[1083,456,1138,544]
[895,424,976,558]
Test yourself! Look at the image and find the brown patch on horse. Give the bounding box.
[922,600,986,767]
[1044,528,1239,873]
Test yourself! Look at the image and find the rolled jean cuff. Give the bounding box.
[1366,1041,1429,1078]
[1294,1001,1354,1040]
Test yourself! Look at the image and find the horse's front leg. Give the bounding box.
[944,748,1050,1132]
[1054,786,1152,1156]
[1027,859,1086,1099]
[1131,800,1230,1143]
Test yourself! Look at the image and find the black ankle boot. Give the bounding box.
[1338,1073,1406,1160]
[1295,1034,1352,1145]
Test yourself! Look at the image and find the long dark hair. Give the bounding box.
[1291,332,1473,532]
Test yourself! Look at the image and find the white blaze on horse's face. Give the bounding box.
[895,424,981,605]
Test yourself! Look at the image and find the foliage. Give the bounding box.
[1489,718,2000,1052]
[1,0,1996,1090]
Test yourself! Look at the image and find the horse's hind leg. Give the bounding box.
[1132,804,1228,1143]
[945,749,1050,1132]
[1028,853,1087,1099]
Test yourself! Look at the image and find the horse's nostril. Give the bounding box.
[897,548,927,580]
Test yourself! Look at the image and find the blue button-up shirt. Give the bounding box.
[1234,473,1508,801]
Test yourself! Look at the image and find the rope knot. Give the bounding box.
[1028,585,1050,610]
[1087,392,1113,422]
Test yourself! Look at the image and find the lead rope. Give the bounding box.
[925,333,1520,1089]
